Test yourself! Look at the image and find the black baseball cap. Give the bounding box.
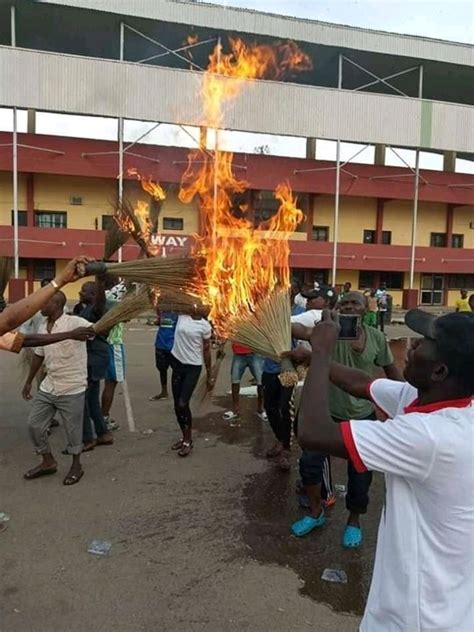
[301,285,337,301]
[405,309,474,386]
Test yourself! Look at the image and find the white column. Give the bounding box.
[11,6,19,277]
[331,54,343,285]
[409,65,424,290]
[117,20,125,263]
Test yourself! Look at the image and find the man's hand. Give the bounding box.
[310,310,340,355]
[284,345,312,365]
[22,382,33,401]
[55,256,95,287]
[70,326,95,341]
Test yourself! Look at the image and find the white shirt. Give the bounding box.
[35,314,90,396]
[291,309,322,350]
[340,379,474,632]
[171,315,212,366]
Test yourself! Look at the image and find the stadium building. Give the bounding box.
[0,0,473,306]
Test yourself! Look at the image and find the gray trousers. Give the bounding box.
[28,390,85,456]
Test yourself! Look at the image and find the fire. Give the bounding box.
[178,38,311,333]
[126,37,312,332]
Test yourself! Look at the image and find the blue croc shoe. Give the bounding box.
[291,511,326,537]
[342,525,362,548]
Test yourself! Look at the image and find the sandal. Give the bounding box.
[177,441,193,457]
[24,465,58,480]
[277,450,291,471]
[82,441,96,452]
[291,511,326,537]
[256,411,268,422]
[266,443,283,459]
[149,394,168,401]
[342,525,362,549]
[171,439,184,450]
[63,469,84,486]
[96,434,114,446]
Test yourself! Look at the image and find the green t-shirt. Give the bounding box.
[330,326,393,420]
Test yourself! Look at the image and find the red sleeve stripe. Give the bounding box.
[365,380,375,402]
[340,422,367,474]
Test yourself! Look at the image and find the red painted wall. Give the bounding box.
[0,132,473,206]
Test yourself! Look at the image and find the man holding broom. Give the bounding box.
[74,279,114,450]
[22,291,94,485]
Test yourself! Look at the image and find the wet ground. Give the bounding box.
[0,324,410,631]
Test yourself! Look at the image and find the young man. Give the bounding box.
[21,292,94,485]
[339,281,352,302]
[263,286,335,471]
[222,343,266,422]
[291,292,401,546]
[298,309,474,631]
[101,276,128,430]
[455,288,470,312]
[375,283,388,332]
[75,280,114,450]
[150,310,178,401]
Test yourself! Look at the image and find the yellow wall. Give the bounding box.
[383,201,412,245]
[416,202,447,246]
[452,206,474,249]
[312,196,376,242]
[0,172,28,224]
[34,174,117,230]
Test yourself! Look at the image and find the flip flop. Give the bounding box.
[24,466,57,480]
[291,511,326,537]
[256,411,268,422]
[222,411,240,421]
[149,394,168,401]
[82,441,96,452]
[342,525,362,549]
[63,469,84,486]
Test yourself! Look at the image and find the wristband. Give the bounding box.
[50,279,60,290]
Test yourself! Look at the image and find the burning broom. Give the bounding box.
[76,255,203,295]
[93,285,153,335]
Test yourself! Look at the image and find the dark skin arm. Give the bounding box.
[203,338,213,390]
[0,256,93,336]
[22,327,95,348]
[22,354,45,400]
[298,311,349,457]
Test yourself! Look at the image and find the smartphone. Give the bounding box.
[338,314,360,340]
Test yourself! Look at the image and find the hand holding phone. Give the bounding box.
[338,314,361,340]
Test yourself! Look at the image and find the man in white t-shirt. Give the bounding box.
[297,308,474,632]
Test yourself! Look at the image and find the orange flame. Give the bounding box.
[179,38,311,333]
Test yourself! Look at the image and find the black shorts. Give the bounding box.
[155,349,172,372]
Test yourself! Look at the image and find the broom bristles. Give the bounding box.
[103,255,203,293]
[103,217,130,260]
[230,289,292,362]
[93,286,153,335]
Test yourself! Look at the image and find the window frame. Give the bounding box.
[451,234,464,249]
[430,232,447,248]
[363,229,376,244]
[312,225,329,242]
[32,259,56,281]
[34,211,68,229]
[162,217,184,231]
[11,210,28,226]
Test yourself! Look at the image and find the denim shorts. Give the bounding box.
[231,353,264,385]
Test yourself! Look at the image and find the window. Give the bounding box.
[34,211,67,229]
[382,230,392,245]
[430,232,447,248]
[101,215,115,230]
[312,226,329,241]
[254,190,279,226]
[452,234,464,248]
[163,217,183,231]
[11,210,27,226]
[359,271,404,290]
[363,229,376,244]
[70,196,83,205]
[447,274,474,289]
[32,259,56,281]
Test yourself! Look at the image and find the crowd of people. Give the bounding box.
[1,255,473,631]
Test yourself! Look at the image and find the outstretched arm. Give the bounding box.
[0,256,93,336]
[22,327,94,348]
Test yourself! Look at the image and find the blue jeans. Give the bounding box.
[83,379,109,443]
[231,353,264,385]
